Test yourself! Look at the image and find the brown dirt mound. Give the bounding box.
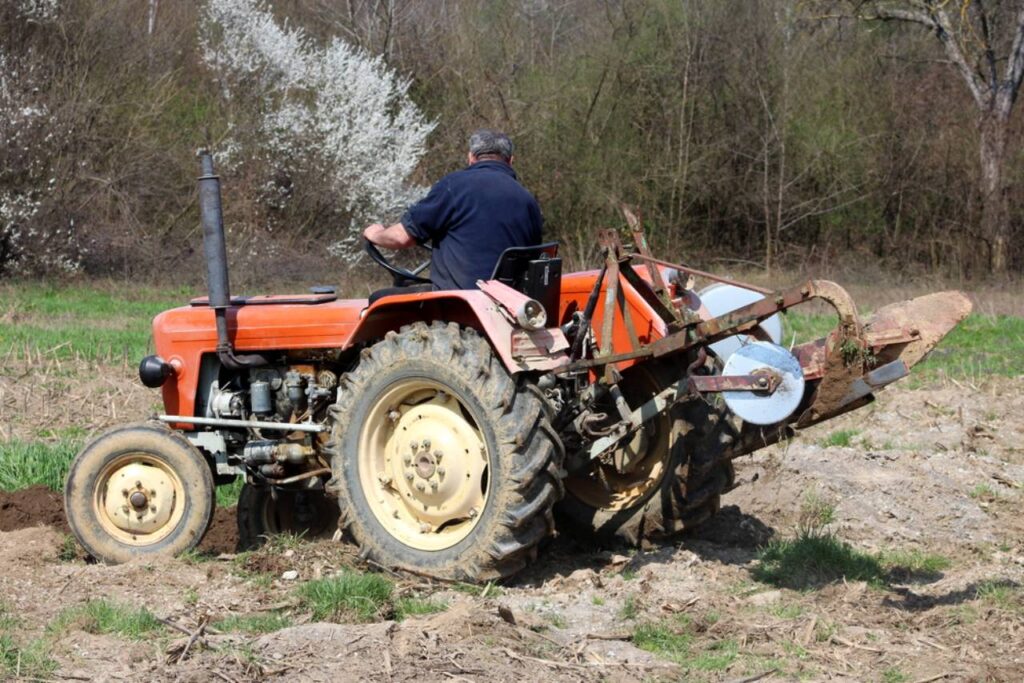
[0,485,69,533]
[199,506,239,554]
[0,485,239,553]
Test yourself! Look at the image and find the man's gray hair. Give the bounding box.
[468,129,514,161]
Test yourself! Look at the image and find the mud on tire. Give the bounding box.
[326,322,564,582]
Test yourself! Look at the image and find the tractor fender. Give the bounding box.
[347,286,569,375]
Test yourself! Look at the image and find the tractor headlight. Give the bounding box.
[139,355,174,388]
[515,299,547,330]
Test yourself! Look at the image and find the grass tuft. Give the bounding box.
[633,617,737,671]
[51,600,164,640]
[754,533,886,590]
[819,429,859,448]
[214,612,292,634]
[394,596,447,621]
[297,572,394,622]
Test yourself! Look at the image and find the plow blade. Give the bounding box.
[862,290,973,371]
[793,289,972,429]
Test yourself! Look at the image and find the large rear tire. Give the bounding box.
[64,421,215,563]
[237,484,340,550]
[327,322,564,582]
[557,369,737,545]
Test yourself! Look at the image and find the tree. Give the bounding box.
[811,0,1024,273]
[201,0,435,260]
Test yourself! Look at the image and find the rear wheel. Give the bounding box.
[327,322,564,581]
[237,484,340,550]
[557,367,737,544]
[64,421,214,563]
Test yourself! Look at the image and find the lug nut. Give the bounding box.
[430,481,438,491]
[121,505,130,514]
[468,508,478,519]
[136,513,144,520]
[421,439,431,449]
[403,454,412,466]
[433,450,443,460]
[404,472,414,481]
[437,467,446,477]
[150,505,157,513]
[378,475,392,487]
[410,441,419,451]
[388,410,400,421]
[135,481,142,488]
[419,523,431,533]
[415,482,426,492]
[122,488,129,497]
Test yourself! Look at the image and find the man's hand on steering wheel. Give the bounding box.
[361,221,432,286]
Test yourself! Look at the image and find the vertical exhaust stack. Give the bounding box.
[197,150,267,369]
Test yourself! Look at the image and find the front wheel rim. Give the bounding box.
[358,378,490,551]
[94,453,186,546]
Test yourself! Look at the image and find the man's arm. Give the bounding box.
[363,222,417,249]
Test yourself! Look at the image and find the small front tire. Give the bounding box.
[64,421,215,563]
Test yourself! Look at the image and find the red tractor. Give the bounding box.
[63,152,971,581]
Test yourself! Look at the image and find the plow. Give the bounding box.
[63,152,971,581]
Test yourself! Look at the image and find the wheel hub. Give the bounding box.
[387,399,485,528]
[101,461,177,537]
[359,380,489,551]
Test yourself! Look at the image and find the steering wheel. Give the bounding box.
[364,239,433,286]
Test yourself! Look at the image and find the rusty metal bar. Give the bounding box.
[630,253,773,295]
[618,259,682,326]
[689,372,780,394]
[621,204,670,297]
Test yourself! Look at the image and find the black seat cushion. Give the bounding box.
[367,283,433,306]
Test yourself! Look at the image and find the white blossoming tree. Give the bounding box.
[0,1,76,274]
[200,0,434,261]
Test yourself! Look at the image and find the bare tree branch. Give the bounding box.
[998,5,1024,118]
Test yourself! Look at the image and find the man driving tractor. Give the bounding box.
[362,129,543,291]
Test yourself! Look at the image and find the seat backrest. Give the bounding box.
[489,242,561,322]
[490,242,559,285]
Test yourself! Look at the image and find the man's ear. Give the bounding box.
[467,152,477,165]
[508,154,515,165]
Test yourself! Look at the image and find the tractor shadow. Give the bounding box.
[513,505,776,587]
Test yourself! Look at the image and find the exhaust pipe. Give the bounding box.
[197,150,268,369]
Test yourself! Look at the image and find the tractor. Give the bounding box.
[63,152,972,581]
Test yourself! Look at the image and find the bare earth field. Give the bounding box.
[0,345,1022,681]
[1,279,1022,681]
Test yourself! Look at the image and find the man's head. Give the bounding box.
[468,129,514,165]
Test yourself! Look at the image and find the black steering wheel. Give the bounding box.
[364,239,433,286]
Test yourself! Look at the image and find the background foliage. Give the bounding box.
[0,0,1020,282]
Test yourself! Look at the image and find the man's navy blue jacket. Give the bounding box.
[401,160,542,290]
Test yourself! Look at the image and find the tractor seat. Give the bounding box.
[490,241,561,320]
[367,282,432,306]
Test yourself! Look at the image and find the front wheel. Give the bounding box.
[64,422,215,563]
[328,322,564,582]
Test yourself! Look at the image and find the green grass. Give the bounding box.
[754,533,885,589]
[819,429,859,448]
[618,595,639,620]
[632,617,738,672]
[974,580,1022,611]
[297,572,394,622]
[216,477,244,508]
[50,600,164,640]
[0,439,80,492]
[0,282,190,361]
[783,311,1024,383]
[755,532,954,590]
[395,596,447,621]
[213,612,292,634]
[970,483,997,500]
[0,602,56,679]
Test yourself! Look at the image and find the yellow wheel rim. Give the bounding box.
[358,378,489,551]
[566,368,676,511]
[94,453,186,546]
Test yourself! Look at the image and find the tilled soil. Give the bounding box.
[0,372,1022,681]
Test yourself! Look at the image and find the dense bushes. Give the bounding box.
[0,0,1019,281]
